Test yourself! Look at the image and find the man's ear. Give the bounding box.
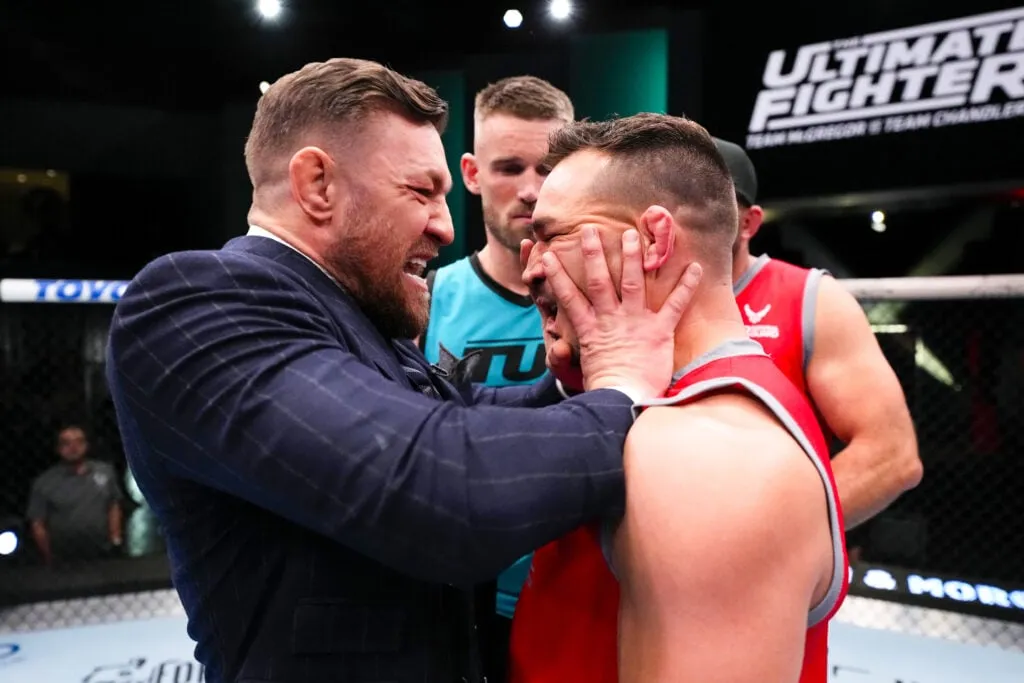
[638,206,676,273]
[461,153,481,195]
[289,146,334,223]
[739,204,765,243]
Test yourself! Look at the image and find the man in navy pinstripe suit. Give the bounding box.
[105,58,701,683]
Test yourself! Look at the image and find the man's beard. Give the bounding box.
[324,215,430,340]
[482,201,531,253]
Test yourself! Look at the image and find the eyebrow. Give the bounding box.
[528,217,554,238]
[426,169,452,195]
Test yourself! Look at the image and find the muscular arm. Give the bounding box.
[614,405,831,683]
[807,275,922,529]
[108,252,633,587]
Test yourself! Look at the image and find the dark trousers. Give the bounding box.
[482,614,512,683]
[473,579,513,683]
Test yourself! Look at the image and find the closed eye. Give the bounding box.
[407,186,442,203]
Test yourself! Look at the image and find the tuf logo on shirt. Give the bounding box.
[743,303,780,339]
[461,338,547,384]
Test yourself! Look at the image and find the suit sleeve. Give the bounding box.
[469,375,564,408]
[107,252,633,587]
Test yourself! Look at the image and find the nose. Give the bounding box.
[517,169,544,205]
[521,239,548,287]
[427,199,455,247]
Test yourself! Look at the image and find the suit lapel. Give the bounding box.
[223,236,434,393]
[392,340,468,405]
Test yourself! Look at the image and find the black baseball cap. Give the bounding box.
[713,137,758,206]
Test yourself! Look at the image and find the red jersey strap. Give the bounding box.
[733,255,828,394]
[633,342,849,626]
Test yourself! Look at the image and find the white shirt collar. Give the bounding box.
[246,225,340,286]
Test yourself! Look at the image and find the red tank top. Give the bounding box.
[508,340,848,683]
[734,255,826,397]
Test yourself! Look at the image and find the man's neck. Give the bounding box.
[476,242,529,296]
[732,248,755,286]
[670,286,749,375]
[63,460,87,474]
[247,214,339,284]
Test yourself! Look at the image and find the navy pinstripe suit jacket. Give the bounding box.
[105,235,635,683]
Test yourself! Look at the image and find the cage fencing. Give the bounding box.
[0,278,168,618]
[838,274,1024,649]
[0,274,1022,652]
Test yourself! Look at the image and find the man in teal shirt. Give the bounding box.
[420,75,574,673]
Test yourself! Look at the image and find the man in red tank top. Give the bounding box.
[513,114,848,683]
[715,138,921,555]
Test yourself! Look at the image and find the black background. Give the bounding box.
[699,1,1024,201]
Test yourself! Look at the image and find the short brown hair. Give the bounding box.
[245,58,449,187]
[474,75,574,123]
[545,113,737,270]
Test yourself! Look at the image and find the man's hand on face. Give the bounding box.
[521,239,585,392]
[540,226,702,400]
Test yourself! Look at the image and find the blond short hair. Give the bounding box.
[473,75,574,124]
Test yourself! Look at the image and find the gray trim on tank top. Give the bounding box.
[801,268,826,372]
[669,338,767,385]
[733,253,771,298]
[602,339,847,628]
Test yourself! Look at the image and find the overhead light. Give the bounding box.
[257,0,281,20]
[870,209,886,232]
[259,81,271,94]
[504,9,523,28]
[0,530,18,556]
[549,0,571,20]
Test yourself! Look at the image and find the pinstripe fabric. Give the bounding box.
[104,235,634,683]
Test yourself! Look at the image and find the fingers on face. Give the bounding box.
[659,262,704,322]
[618,229,645,310]
[541,252,594,330]
[579,226,617,311]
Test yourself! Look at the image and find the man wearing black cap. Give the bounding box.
[715,138,923,554]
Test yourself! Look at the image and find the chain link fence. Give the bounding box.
[839,276,1024,650]
[0,276,1022,657]
[0,282,170,620]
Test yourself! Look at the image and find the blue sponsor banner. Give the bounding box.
[0,279,130,304]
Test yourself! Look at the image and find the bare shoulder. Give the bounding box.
[815,272,875,334]
[626,395,825,502]
[621,395,830,563]
[616,395,839,683]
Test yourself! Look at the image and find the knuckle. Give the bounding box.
[620,279,641,292]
